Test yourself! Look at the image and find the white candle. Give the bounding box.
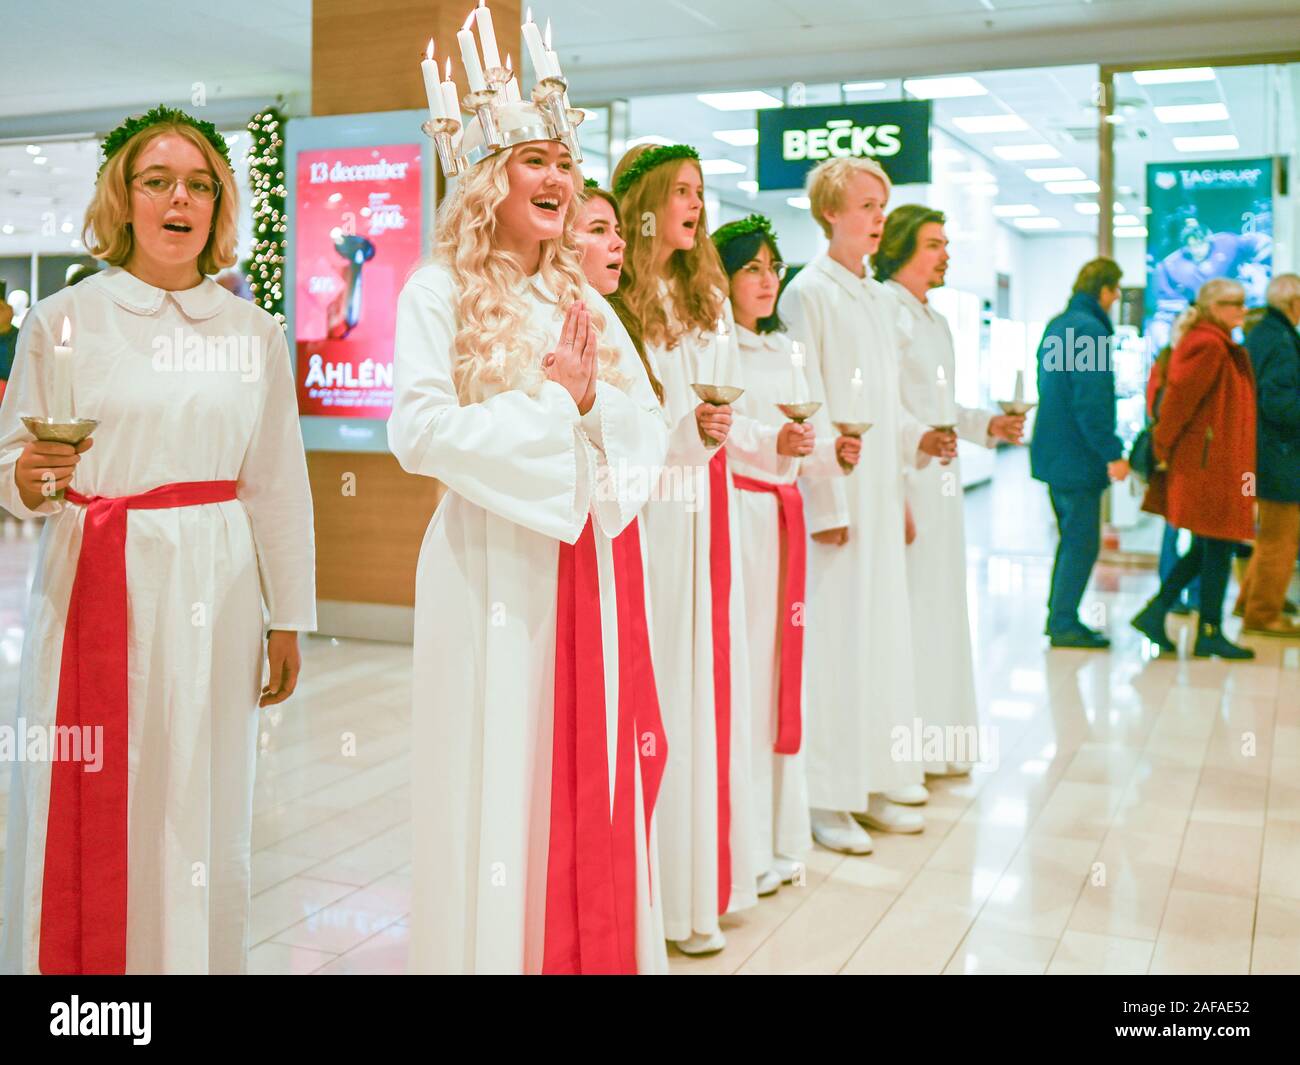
[791,341,810,404]
[475,0,502,70]
[504,53,521,101]
[713,319,730,386]
[522,10,550,80]
[51,316,74,422]
[421,39,445,122]
[457,12,487,92]
[544,18,561,79]
[442,57,460,118]
[1013,368,1024,404]
[850,366,864,422]
[936,365,956,425]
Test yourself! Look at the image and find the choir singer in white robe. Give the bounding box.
[876,205,1024,775]
[390,97,670,974]
[0,109,315,975]
[780,157,957,855]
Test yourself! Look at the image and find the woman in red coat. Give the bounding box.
[1131,278,1257,659]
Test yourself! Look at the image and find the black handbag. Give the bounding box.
[1129,373,1167,482]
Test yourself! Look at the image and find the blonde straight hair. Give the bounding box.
[432,146,624,403]
[612,145,727,350]
[806,156,893,240]
[83,122,238,276]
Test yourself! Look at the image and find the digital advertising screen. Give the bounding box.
[294,143,424,420]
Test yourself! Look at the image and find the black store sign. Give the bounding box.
[757,100,932,190]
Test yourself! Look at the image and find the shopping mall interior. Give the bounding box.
[1,1,1298,984]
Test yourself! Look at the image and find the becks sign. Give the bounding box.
[757,100,932,190]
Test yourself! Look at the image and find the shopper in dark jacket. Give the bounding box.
[1133,277,1257,659]
[1234,273,1300,635]
[1029,258,1129,648]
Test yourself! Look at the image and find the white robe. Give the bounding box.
[0,267,316,974]
[888,281,991,766]
[641,300,784,941]
[780,254,928,810]
[731,325,843,871]
[389,263,670,974]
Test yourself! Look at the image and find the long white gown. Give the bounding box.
[731,324,844,873]
[641,297,784,942]
[888,280,992,768]
[388,263,670,974]
[780,254,929,810]
[0,266,316,974]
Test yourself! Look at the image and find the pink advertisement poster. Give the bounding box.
[294,143,423,418]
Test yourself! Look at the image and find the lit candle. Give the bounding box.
[475,0,502,71]
[935,365,956,425]
[421,39,445,122]
[713,319,731,386]
[442,57,459,119]
[791,341,810,404]
[504,53,521,101]
[522,9,550,80]
[457,12,487,92]
[51,316,74,422]
[850,366,864,422]
[543,18,561,79]
[1013,368,1024,405]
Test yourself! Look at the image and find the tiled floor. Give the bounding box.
[1,448,1297,974]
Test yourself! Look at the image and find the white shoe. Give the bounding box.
[884,784,929,805]
[756,870,781,897]
[811,809,874,854]
[674,930,726,955]
[772,856,803,884]
[855,794,925,834]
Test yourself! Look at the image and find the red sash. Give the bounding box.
[731,474,806,755]
[39,480,240,975]
[543,517,666,974]
[707,449,733,915]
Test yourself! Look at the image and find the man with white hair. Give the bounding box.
[780,156,957,854]
[1235,272,1300,635]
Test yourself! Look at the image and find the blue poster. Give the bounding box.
[1144,157,1274,355]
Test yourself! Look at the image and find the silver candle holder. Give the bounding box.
[420,116,463,178]
[832,420,872,474]
[777,401,821,423]
[464,86,504,152]
[532,76,582,162]
[691,383,743,447]
[997,399,1037,416]
[21,415,98,502]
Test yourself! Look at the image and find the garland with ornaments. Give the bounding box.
[245,107,287,326]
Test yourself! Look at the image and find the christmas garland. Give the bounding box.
[99,105,232,176]
[245,107,287,325]
[613,143,699,199]
[712,213,776,251]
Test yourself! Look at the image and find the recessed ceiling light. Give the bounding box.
[932,147,967,164]
[842,81,887,92]
[1155,103,1230,124]
[1074,202,1101,214]
[627,135,674,148]
[1115,214,1141,227]
[1045,180,1102,194]
[1115,227,1149,238]
[952,114,1028,133]
[737,180,759,194]
[1,223,14,234]
[948,169,996,184]
[713,128,758,147]
[697,90,783,111]
[993,144,1061,161]
[1173,134,1239,152]
[33,156,48,165]
[1013,217,1062,230]
[70,238,82,248]
[25,145,40,156]
[1133,67,1215,85]
[903,76,987,99]
[700,158,747,176]
[786,195,811,209]
[992,204,1039,217]
[60,221,73,233]
[1026,166,1086,182]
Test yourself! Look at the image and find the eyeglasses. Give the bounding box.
[130,169,222,203]
[1213,298,1246,308]
[740,261,788,281]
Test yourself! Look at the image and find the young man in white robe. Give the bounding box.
[875,205,1024,776]
[0,109,315,974]
[779,157,957,854]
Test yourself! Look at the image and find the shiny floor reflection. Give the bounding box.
[0,448,1296,975]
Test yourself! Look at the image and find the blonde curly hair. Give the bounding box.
[433,146,624,403]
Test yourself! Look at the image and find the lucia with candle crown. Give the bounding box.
[393,19,671,975]
[876,203,1025,779]
[780,156,961,854]
[612,144,788,955]
[714,214,860,899]
[0,105,316,975]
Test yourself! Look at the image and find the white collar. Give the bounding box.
[885,278,940,319]
[735,322,783,352]
[813,253,875,298]
[514,270,559,305]
[96,266,228,320]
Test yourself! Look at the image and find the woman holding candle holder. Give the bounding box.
[714,214,860,896]
[876,204,1024,776]
[392,45,671,972]
[613,143,785,954]
[0,107,316,974]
